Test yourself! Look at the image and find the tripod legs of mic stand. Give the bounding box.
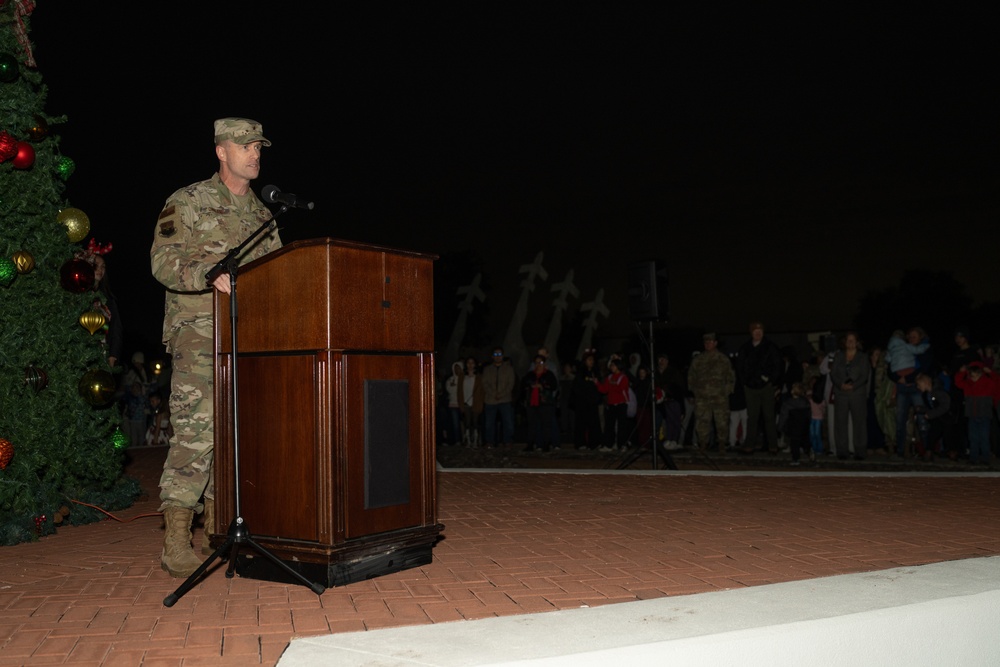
[163,516,325,607]
[615,439,678,470]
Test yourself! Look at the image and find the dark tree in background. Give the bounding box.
[855,269,981,363]
[0,3,138,545]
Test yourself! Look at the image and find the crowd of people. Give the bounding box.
[438,320,1000,468]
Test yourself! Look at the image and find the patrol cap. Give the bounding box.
[703,332,717,341]
[213,117,271,147]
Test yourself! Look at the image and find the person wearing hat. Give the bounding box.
[122,350,149,390]
[687,332,736,453]
[150,118,283,578]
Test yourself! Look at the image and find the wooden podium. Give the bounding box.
[211,237,443,587]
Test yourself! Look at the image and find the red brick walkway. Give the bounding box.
[1,446,999,666]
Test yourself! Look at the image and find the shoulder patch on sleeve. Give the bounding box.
[158,205,177,237]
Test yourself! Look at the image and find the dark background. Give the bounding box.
[27,5,999,361]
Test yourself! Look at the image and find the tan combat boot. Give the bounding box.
[161,506,203,578]
[201,497,215,555]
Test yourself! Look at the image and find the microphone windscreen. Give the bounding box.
[261,184,280,203]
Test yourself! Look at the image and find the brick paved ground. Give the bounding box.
[1,445,998,666]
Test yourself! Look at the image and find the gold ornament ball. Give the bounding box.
[79,310,106,335]
[12,250,34,274]
[57,207,91,243]
[78,369,116,407]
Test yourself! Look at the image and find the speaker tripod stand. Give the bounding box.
[164,206,325,607]
[614,321,677,471]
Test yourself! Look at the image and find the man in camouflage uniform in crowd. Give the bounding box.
[150,118,282,577]
[687,332,736,453]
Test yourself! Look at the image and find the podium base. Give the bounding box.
[234,541,435,587]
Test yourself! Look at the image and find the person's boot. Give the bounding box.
[161,506,203,578]
[201,497,215,555]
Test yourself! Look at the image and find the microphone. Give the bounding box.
[261,184,314,210]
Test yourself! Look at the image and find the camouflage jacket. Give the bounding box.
[150,173,282,344]
[687,349,736,399]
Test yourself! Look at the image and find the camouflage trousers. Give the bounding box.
[159,325,214,512]
[693,395,730,450]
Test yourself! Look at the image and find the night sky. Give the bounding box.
[27,5,998,359]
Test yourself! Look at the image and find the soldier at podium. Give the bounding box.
[150,117,283,578]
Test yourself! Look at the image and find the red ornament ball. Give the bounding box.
[0,130,16,162]
[60,258,95,293]
[0,438,13,470]
[12,141,35,169]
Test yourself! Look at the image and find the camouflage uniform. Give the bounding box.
[150,120,281,512]
[687,343,736,452]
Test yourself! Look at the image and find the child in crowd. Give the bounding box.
[778,381,811,466]
[913,373,952,460]
[885,328,930,387]
[952,361,998,465]
[145,391,174,447]
[807,375,826,461]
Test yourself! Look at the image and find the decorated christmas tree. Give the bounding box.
[0,1,139,545]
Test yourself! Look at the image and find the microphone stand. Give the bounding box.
[164,204,325,607]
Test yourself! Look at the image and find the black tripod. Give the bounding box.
[615,321,677,471]
[164,205,325,607]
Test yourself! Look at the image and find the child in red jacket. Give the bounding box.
[953,361,998,465]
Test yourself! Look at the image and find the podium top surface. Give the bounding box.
[214,236,436,353]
